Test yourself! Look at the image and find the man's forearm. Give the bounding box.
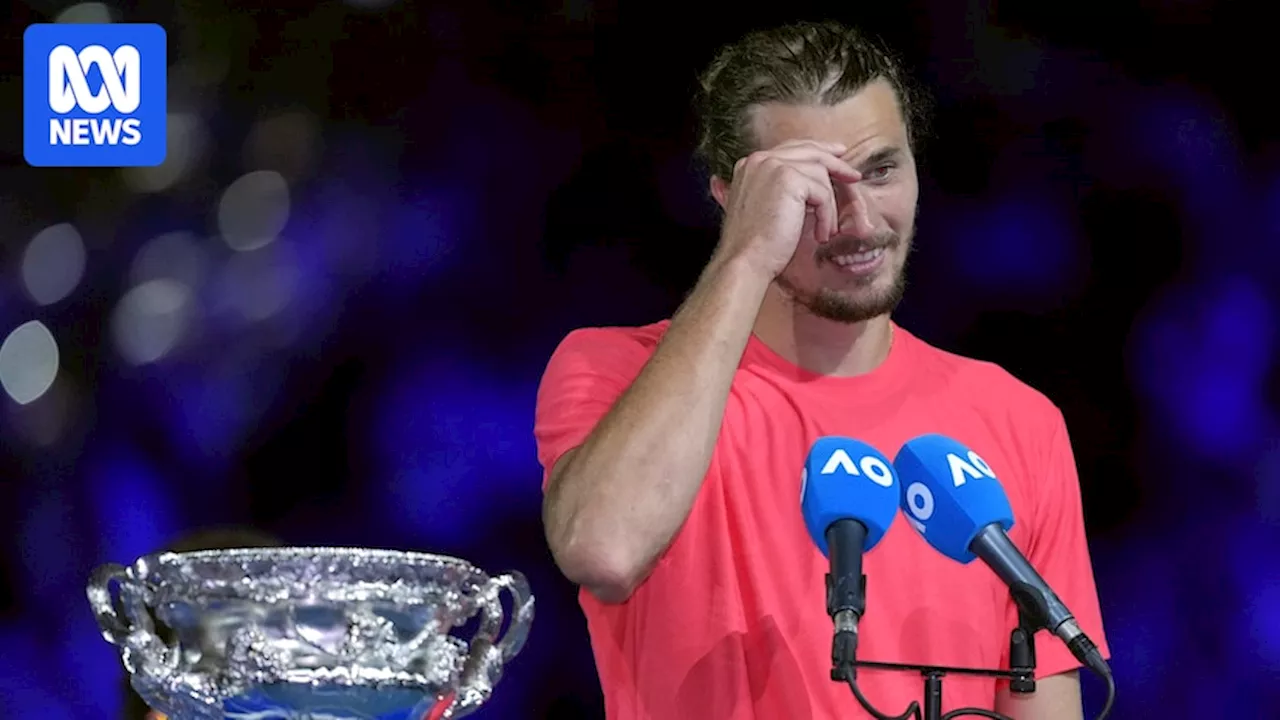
[544,254,770,602]
[996,671,1083,719]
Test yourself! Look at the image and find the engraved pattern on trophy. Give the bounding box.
[87,547,535,720]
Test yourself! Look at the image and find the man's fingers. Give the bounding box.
[773,139,847,155]
[757,145,861,183]
[729,142,855,242]
[799,173,838,242]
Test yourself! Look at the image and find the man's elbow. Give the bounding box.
[543,450,657,602]
[547,524,649,604]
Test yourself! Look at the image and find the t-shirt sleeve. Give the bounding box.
[1017,409,1111,679]
[533,327,654,491]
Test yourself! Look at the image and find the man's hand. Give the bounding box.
[713,139,861,281]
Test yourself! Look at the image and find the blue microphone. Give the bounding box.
[800,436,900,674]
[894,433,1108,678]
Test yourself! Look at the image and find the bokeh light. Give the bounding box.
[366,356,541,546]
[86,447,179,567]
[111,279,195,365]
[217,239,300,323]
[1129,277,1275,462]
[53,2,115,24]
[217,171,292,252]
[944,191,1083,304]
[129,231,211,290]
[0,320,60,406]
[21,223,87,306]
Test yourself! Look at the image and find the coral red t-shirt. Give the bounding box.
[534,320,1109,719]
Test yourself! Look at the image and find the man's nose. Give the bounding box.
[835,182,878,239]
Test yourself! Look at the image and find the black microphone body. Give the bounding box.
[825,518,868,670]
[971,523,1108,677]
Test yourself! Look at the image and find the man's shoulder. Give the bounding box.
[553,319,671,359]
[908,330,1063,426]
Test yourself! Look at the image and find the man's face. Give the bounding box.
[750,79,919,323]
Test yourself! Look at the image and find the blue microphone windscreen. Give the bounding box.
[893,434,1014,563]
[800,436,900,556]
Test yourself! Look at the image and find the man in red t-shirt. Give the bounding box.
[534,19,1109,720]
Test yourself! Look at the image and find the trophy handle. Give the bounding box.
[87,563,154,645]
[479,570,534,662]
[86,563,193,705]
[447,571,534,717]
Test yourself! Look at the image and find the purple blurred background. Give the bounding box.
[2,1,1278,718]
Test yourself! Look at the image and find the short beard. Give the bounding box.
[777,237,911,324]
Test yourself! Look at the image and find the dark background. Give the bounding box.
[2,1,1278,718]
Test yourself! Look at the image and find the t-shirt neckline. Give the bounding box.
[742,320,917,398]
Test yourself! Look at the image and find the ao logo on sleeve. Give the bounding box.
[23,23,167,167]
[902,450,995,532]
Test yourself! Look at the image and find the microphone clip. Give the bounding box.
[1008,606,1038,694]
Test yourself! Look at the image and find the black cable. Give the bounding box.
[844,673,920,720]
[939,709,1013,720]
[1091,663,1116,720]
[846,673,1017,720]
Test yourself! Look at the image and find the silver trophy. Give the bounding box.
[87,547,534,719]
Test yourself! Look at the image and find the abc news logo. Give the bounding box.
[23,23,166,167]
[48,44,143,147]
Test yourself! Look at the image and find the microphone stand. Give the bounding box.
[832,582,1039,720]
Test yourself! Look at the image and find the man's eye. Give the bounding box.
[865,164,894,180]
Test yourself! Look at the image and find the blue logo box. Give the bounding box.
[23,23,167,167]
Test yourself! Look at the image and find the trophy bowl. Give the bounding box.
[87,547,534,720]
